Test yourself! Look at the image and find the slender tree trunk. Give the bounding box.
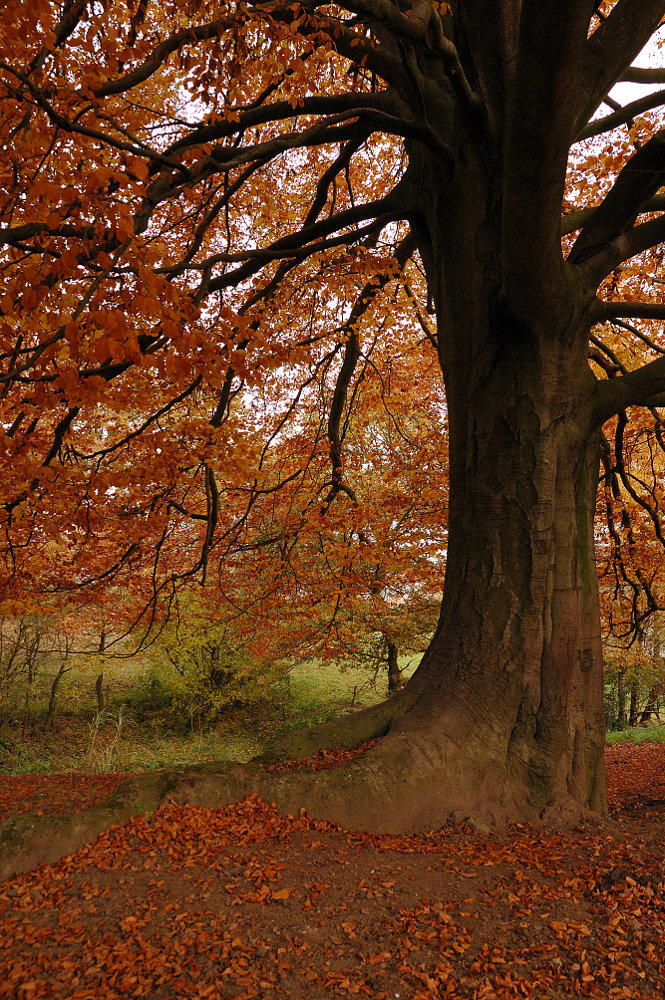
[95,672,105,713]
[96,627,106,713]
[387,640,402,695]
[629,679,640,727]
[47,663,69,729]
[617,670,627,729]
[639,687,657,725]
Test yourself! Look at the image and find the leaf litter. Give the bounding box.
[0,742,664,998]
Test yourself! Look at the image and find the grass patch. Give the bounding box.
[605,724,665,745]
[0,655,420,776]
[4,651,665,779]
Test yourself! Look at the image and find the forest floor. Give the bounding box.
[1,742,665,1000]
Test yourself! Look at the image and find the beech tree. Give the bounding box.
[4,1,665,830]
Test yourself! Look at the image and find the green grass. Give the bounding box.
[0,655,420,776]
[15,652,665,776]
[605,724,665,745]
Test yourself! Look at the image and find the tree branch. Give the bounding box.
[139,110,450,234]
[502,0,596,319]
[92,20,237,97]
[622,67,665,84]
[580,214,665,282]
[593,299,665,322]
[593,353,665,426]
[569,128,665,276]
[164,92,394,157]
[577,88,665,142]
[562,193,665,236]
[205,177,412,292]
[257,0,406,85]
[577,0,665,137]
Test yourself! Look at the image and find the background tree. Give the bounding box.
[4,2,665,829]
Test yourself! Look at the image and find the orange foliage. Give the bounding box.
[1,1,665,666]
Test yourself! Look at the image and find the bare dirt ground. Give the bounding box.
[1,742,664,999]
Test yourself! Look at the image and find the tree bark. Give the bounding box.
[95,628,107,713]
[383,349,607,822]
[348,140,609,826]
[265,139,610,829]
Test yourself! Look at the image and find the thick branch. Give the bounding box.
[578,1,665,137]
[605,215,665,272]
[579,215,665,283]
[570,129,665,275]
[622,67,665,84]
[503,0,596,318]
[258,0,406,84]
[562,193,665,236]
[593,353,665,426]
[593,299,665,322]
[139,111,448,234]
[577,88,665,142]
[164,92,394,157]
[0,223,98,246]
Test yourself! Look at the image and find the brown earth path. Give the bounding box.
[0,742,664,999]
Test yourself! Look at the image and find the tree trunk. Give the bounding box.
[264,153,609,830]
[47,663,69,729]
[382,357,607,823]
[639,686,657,725]
[95,672,105,713]
[354,147,605,826]
[386,640,402,695]
[617,670,627,729]
[96,627,106,712]
[629,679,640,727]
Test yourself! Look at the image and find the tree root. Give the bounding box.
[0,696,406,880]
[253,693,402,763]
[0,690,602,879]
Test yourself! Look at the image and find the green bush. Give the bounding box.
[161,616,285,728]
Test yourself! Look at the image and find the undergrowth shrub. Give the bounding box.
[162,619,284,729]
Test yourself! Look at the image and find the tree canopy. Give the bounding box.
[3,1,665,829]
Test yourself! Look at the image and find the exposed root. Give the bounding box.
[253,694,402,763]
[0,692,604,879]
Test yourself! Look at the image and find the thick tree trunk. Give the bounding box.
[378,336,606,823]
[263,152,609,829]
[333,141,608,827]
